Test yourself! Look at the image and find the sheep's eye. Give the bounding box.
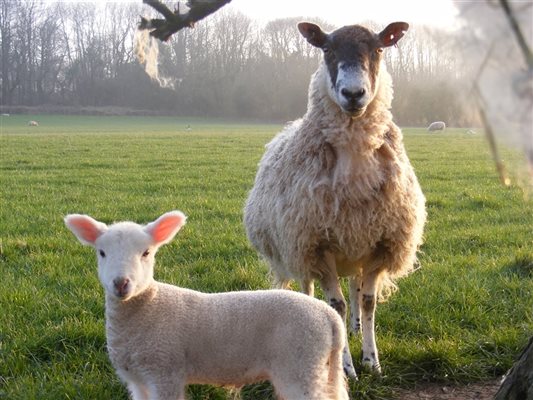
[322,46,330,53]
[142,250,150,258]
[99,250,106,258]
[376,48,384,54]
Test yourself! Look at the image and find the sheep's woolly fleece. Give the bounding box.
[245,61,426,298]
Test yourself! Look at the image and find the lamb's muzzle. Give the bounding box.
[113,277,131,298]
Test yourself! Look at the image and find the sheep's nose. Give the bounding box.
[341,87,366,102]
[113,277,130,297]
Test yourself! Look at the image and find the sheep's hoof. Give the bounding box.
[361,358,382,375]
[344,365,358,381]
[349,324,361,337]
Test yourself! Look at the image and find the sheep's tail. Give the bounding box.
[377,272,398,302]
[378,255,421,302]
[326,323,350,400]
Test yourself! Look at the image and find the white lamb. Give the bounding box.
[244,22,426,376]
[64,211,349,400]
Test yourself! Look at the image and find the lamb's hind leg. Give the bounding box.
[273,361,339,400]
[360,269,382,373]
[320,252,357,380]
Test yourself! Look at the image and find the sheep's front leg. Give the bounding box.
[348,273,362,335]
[300,278,315,297]
[320,252,357,379]
[360,270,382,373]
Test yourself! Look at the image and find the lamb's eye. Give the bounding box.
[142,250,150,258]
[99,250,106,258]
[376,48,383,54]
[322,46,330,53]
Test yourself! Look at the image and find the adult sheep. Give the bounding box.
[428,121,446,131]
[244,21,426,376]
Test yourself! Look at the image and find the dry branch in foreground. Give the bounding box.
[139,0,232,41]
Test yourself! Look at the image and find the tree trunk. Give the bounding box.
[495,336,533,400]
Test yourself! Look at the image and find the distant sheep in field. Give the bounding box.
[428,121,446,131]
[28,120,39,126]
[244,21,426,376]
[64,211,349,400]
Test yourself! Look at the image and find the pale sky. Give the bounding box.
[57,0,460,29]
[227,0,459,29]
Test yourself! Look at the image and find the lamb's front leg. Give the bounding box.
[126,381,150,400]
[149,376,186,400]
[360,270,382,373]
[320,252,357,380]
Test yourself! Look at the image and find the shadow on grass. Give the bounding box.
[502,256,533,278]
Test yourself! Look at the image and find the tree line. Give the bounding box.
[0,0,476,126]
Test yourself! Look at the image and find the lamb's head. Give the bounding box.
[65,211,186,301]
[298,21,408,118]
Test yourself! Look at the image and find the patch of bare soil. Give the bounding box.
[394,379,501,400]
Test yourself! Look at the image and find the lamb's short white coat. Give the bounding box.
[64,211,349,400]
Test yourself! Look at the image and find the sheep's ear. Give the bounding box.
[64,214,107,246]
[144,211,187,247]
[378,22,409,47]
[298,22,328,48]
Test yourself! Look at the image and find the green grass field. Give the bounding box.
[1,114,532,399]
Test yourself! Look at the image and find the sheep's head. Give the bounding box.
[298,21,408,118]
[65,211,186,301]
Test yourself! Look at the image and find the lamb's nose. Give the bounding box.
[341,88,366,102]
[113,277,130,297]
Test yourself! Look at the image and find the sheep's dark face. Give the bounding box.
[298,22,409,118]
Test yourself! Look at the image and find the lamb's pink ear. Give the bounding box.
[298,22,328,48]
[378,22,409,47]
[64,214,107,246]
[144,211,187,247]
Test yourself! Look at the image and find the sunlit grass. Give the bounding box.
[1,115,531,399]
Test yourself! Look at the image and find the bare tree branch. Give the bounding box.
[500,0,533,69]
[476,91,510,186]
[139,0,232,42]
